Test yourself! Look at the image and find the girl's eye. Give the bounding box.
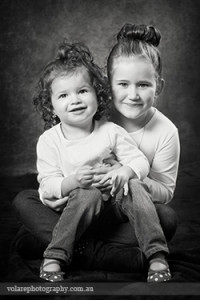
[58,93,67,99]
[138,83,150,88]
[118,82,128,87]
[79,89,88,94]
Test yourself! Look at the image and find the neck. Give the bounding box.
[61,120,95,140]
[111,107,155,133]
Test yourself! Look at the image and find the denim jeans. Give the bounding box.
[115,179,169,258]
[43,187,103,263]
[13,179,172,265]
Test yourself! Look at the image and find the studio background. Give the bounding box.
[0,0,200,176]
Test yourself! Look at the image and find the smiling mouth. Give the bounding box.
[69,107,86,112]
[124,103,143,107]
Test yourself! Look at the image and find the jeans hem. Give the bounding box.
[43,251,72,265]
[145,246,169,259]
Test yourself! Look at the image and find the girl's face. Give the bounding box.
[111,56,158,121]
[51,67,98,128]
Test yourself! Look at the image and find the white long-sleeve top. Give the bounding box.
[129,109,180,204]
[37,120,149,201]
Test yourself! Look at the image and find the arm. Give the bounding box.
[37,135,65,201]
[144,129,180,204]
[93,123,149,193]
[110,123,150,180]
[37,136,95,202]
[61,166,95,197]
[43,166,95,211]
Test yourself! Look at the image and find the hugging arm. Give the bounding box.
[144,130,180,204]
[93,123,150,196]
[110,124,150,180]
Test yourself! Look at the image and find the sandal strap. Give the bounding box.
[149,258,169,269]
[42,260,61,269]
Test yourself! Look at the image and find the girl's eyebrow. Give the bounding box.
[115,79,129,82]
[137,79,154,84]
[79,84,91,88]
[53,89,68,97]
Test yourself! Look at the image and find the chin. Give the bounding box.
[119,109,139,120]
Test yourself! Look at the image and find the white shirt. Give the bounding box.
[129,109,180,204]
[37,120,149,201]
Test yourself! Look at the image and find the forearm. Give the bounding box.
[123,166,137,180]
[39,176,64,200]
[143,176,173,204]
[61,174,79,197]
[39,175,79,200]
[127,159,149,180]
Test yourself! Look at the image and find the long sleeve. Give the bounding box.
[144,129,180,204]
[128,109,180,204]
[109,123,150,180]
[37,134,64,201]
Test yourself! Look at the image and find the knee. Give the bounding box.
[129,179,151,197]
[12,189,37,214]
[70,187,102,210]
[127,179,153,208]
[155,204,178,242]
[12,190,28,212]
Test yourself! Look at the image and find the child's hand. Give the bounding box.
[43,196,69,212]
[99,166,134,197]
[75,166,95,188]
[103,158,122,170]
[92,159,122,192]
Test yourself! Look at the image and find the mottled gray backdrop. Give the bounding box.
[0,0,200,175]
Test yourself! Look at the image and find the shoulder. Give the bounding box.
[95,120,131,141]
[150,109,179,137]
[38,124,61,145]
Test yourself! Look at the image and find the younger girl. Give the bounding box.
[34,41,151,282]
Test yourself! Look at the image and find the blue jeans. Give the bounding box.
[13,179,171,265]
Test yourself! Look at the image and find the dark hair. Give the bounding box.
[33,40,109,129]
[107,24,162,82]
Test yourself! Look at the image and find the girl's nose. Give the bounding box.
[128,86,138,100]
[71,94,81,104]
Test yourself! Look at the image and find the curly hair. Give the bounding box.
[33,40,109,130]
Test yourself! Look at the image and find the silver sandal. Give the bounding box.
[147,258,171,283]
[40,260,65,282]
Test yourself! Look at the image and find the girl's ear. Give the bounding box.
[156,78,165,96]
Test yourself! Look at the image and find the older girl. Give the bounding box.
[96,23,180,282]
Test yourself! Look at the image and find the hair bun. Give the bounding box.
[56,41,81,62]
[56,40,93,63]
[117,24,161,47]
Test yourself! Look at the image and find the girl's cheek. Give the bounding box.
[113,87,124,97]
